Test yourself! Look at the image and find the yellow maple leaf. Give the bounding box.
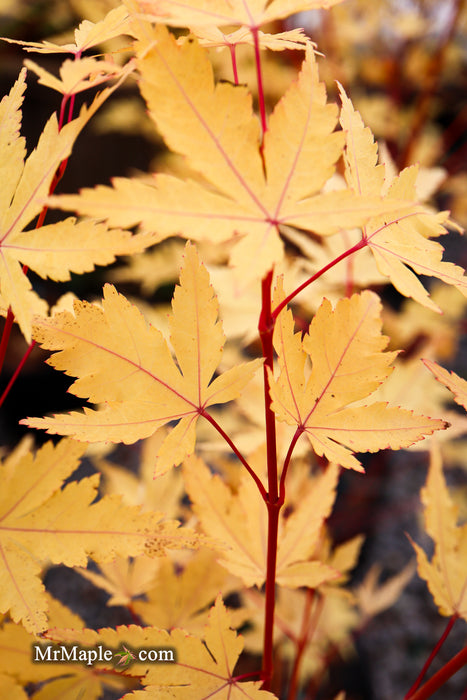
[0,439,199,633]
[410,443,467,620]
[338,84,467,311]
[423,359,467,412]
[24,56,126,96]
[190,25,312,52]
[48,595,276,698]
[0,5,131,55]
[354,561,416,621]
[48,28,408,282]
[98,431,185,517]
[135,0,344,29]
[183,453,339,589]
[269,282,447,470]
[0,592,138,699]
[0,67,144,341]
[132,550,232,634]
[75,555,162,607]
[24,243,262,471]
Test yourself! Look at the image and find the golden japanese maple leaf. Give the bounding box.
[183,453,340,589]
[423,359,467,412]
[135,0,344,28]
[0,439,200,634]
[0,595,132,700]
[338,84,467,311]
[47,596,277,699]
[24,243,261,471]
[269,283,446,470]
[1,5,130,55]
[47,27,408,282]
[410,444,467,620]
[0,68,145,341]
[132,551,231,634]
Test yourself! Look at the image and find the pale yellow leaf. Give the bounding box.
[0,72,133,341]
[191,25,312,52]
[136,0,344,28]
[49,30,402,282]
[423,360,467,412]
[338,89,467,309]
[24,56,125,95]
[184,453,338,589]
[183,455,267,587]
[355,561,416,619]
[133,551,230,633]
[48,596,276,698]
[76,555,161,606]
[0,439,199,633]
[24,243,261,470]
[1,5,131,54]
[411,443,467,619]
[269,287,447,470]
[338,83,385,197]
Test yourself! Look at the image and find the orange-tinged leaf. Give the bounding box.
[269,285,447,470]
[422,359,467,411]
[24,243,261,470]
[410,444,467,619]
[49,31,405,281]
[0,439,200,633]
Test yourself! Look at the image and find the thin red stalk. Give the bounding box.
[250,25,267,138]
[279,427,303,502]
[287,592,325,700]
[405,614,458,698]
[232,670,262,682]
[258,270,282,688]
[0,309,15,377]
[228,43,239,85]
[272,237,367,321]
[0,340,36,409]
[408,644,467,700]
[201,410,267,500]
[286,589,315,700]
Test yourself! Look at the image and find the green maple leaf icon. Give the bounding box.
[115,645,137,668]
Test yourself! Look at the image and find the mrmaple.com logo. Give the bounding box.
[32,643,175,667]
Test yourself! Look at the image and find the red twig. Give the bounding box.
[272,238,367,320]
[250,25,267,139]
[408,644,467,700]
[405,614,459,698]
[258,270,283,688]
[201,410,267,500]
